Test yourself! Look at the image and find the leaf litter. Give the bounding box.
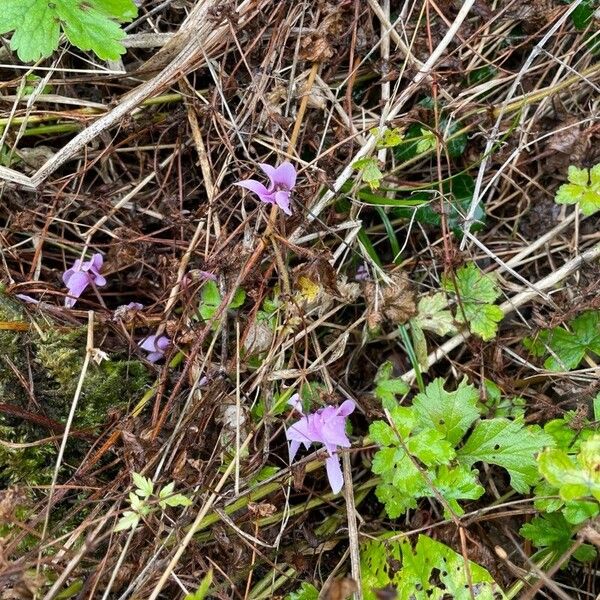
[0,0,599,599]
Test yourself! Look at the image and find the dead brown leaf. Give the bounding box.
[364,272,417,329]
[320,578,357,600]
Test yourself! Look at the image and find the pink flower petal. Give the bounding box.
[271,161,297,189]
[337,399,356,417]
[274,190,292,215]
[146,351,164,364]
[90,253,104,273]
[62,268,76,286]
[286,417,313,444]
[236,179,271,201]
[258,163,278,190]
[65,271,91,306]
[288,393,304,414]
[325,454,344,494]
[289,439,301,462]
[321,421,351,448]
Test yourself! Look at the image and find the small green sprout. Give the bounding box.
[370,126,405,149]
[352,157,383,190]
[415,127,437,154]
[114,473,192,532]
[555,164,600,216]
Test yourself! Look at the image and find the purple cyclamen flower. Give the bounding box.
[286,394,355,494]
[355,262,370,281]
[235,161,296,215]
[62,253,107,308]
[138,334,171,363]
[123,302,144,311]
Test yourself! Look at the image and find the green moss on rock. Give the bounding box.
[0,291,151,485]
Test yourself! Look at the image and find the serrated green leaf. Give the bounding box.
[442,263,503,340]
[159,482,174,499]
[526,310,600,371]
[521,512,597,563]
[132,472,153,498]
[0,0,137,62]
[369,421,398,447]
[407,429,455,466]
[412,378,479,445]
[159,493,193,509]
[374,361,410,404]
[372,126,405,149]
[412,293,457,336]
[361,535,502,600]
[555,164,600,216]
[562,499,599,525]
[433,465,484,516]
[114,510,140,532]
[458,418,553,493]
[415,128,437,154]
[538,437,600,502]
[521,512,572,552]
[374,481,419,519]
[353,157,384,190]
[286,582,319,600]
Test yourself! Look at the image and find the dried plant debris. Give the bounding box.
[0,0,599,598]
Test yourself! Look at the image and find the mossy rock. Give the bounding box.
[0,291,151,485]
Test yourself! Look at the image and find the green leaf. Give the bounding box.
[525,310,600,371]
[407,429,455,467]
[521,513,597,562]
[391,174,485,237]
[442,263,503,340]
[158,482,192,509]
[369,421,398,447]
[555,164,600,216]
[562,499,599,525]
[458,418,553,493]
[440,118,468,158]
[415,128,437,154]
[433,465,484,516]
[538,436,600,502]
[114,510,140,532]
[184,570,213,600]
[374,361,410,406]
[286,582,319,600]
[374,481,419,518]
[0,0,137,62]
[371,126,405,149]
[412,292,457,337]
[361,535,502,600]
[132,472,154,498]
[480,379,525,418]
[159,493,193,509]
[229,287,246,309]
[412,378,480,445]
[353,157,384,190]
[198,281,245,322]
[570,0,594,29]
